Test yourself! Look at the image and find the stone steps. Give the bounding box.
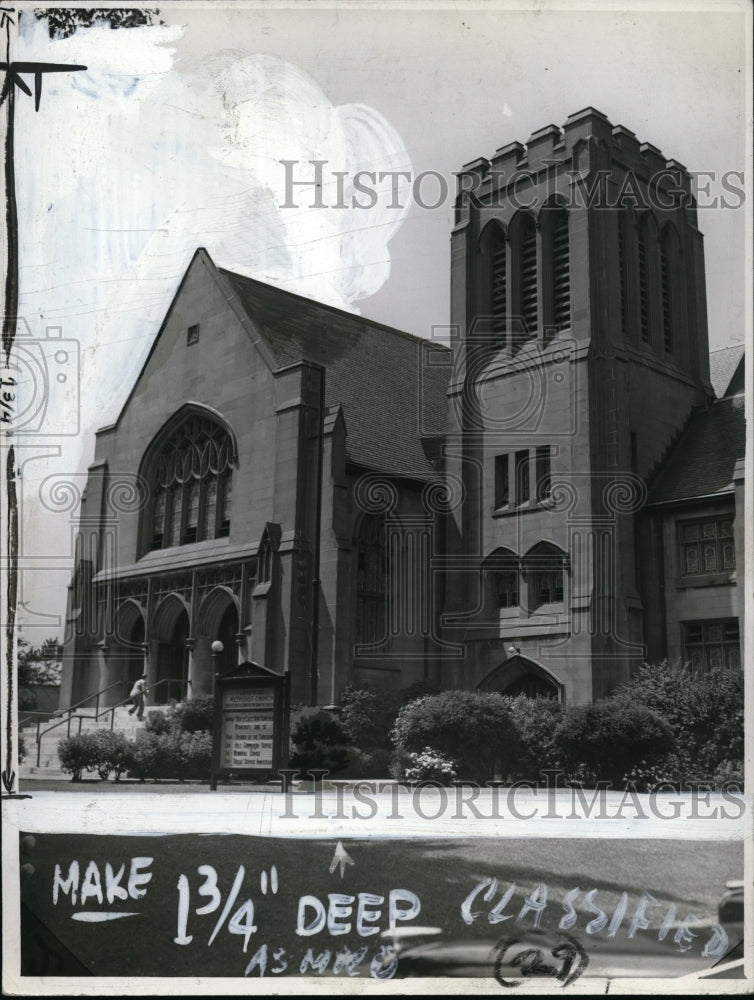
[19,704,170,776]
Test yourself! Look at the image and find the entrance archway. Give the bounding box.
[477,655,562,700]
[216,602,239,674]
[108,601,146,705]
[156,609,190,703]
[124,616,145,693]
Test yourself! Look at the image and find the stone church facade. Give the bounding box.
[60,108,745,711]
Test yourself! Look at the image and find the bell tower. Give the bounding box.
[444,108,713,703]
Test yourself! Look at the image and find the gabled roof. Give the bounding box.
[646,391,745,506]
[218,265,450,480]
[709,344,745,398]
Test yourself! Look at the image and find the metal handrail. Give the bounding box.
[35,677,191,765]
[93,677,191,731]
[33,679,128,752]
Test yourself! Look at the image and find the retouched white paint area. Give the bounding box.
[14,19,412,628]
[17,21,412,428]
[4,790,751,840]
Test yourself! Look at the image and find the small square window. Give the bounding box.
[187,324,200,345]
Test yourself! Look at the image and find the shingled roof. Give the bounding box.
[219,267,450,480]
[646,389,745,506]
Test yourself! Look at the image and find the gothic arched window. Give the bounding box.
[483,547,520,613]
[523,542,567,612]
[143,413,236,553]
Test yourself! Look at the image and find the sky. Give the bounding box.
[10,0,751,637]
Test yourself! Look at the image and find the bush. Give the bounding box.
[89,730,132,781]
[58,733,100,781]
[391,691,519,782]
[615,660,743,782]
[339,687,401,752]
[289,710,351,777]
[553,699,676,785]
[501,695,563,781]
[400,679,441,703]
[404,747,458,785]
[143,710,172,735]
[172,730,212,779]
[170,695,215,734]
[340,747,394,779]
[126,729,212,782]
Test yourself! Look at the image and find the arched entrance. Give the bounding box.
[156,608,190,704]
[124,616,145,693]
[107,601,146,705]
[216,602,239,674]
[477,655,562,700]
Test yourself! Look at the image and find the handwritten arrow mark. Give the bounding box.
[329,841,355,879]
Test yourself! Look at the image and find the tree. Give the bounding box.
[33,8,164,39]
[18,637,62,711]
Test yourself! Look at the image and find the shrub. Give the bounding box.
[90,730,132,781]
[289,710,351,777]
[170,695,215,734]
[172,730,213,780]
[58,733,100,781]
[501,695,563,781]
[143,710,172,735]
[400,679,441,703]
[404,747,458,785]
[554,699,676,785]
[340,747,394,779]
[127,731,161,782]
[391,691,519,782]
[615,660,743,782]
[339,687,401,752]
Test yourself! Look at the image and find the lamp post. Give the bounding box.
[210,640,224,697]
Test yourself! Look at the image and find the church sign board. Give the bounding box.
[210,662,290,789]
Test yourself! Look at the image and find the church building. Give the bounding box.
[59,108,745,711]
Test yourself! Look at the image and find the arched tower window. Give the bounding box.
[356,515,387,644]
[617,211,630,338]
[660,225,680,356]
[637,215,652,344]
[546,206,570,333]
[512,213,538,342]
[490,227,507,337]
[141,411,236,554]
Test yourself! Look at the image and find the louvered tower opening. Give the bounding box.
[638,222,650,343]
[617,213,629,338]
[551,209,570,331]
[660,236,673,354]
[520,218,538,337]
[490,234,507,337]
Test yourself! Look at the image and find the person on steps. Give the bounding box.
[128,674,148,722]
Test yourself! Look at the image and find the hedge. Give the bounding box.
[57,696,215,782]
[391,691,520,782]
[553,698,676,785]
